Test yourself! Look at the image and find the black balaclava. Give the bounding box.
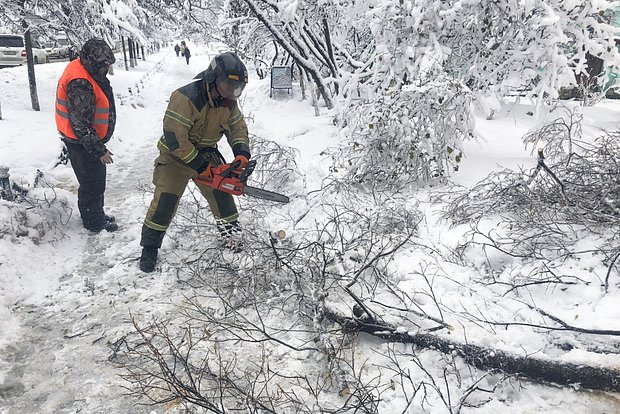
[80,38,115,78]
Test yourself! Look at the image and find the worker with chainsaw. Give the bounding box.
[139,52,250,273]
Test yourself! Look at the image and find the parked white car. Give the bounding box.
[0,34,49,67]
[45,36,71,59]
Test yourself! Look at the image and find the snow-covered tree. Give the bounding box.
[0,0,176,48]
[230,0,620,185]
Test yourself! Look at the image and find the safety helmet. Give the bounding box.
[199,52,248,100]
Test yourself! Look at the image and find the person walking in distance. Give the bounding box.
[183,44,191,65]
[55,38,118,233]
[174,43,180,57]
[139,52,250,272]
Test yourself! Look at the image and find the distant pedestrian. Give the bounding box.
[55,38,118,233]
[183,45,191,65]
[174,43,180,57]
[180,41,186,58]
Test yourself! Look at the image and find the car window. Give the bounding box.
[0,36,24,47]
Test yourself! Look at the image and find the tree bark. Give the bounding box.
[129,39,135,68]
[327,310,620,393]
[121,35,129,71]
[322,18,338,94]
[23,27,40,111]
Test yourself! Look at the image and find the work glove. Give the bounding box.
[233,155,249,169]
[196,161,209,174]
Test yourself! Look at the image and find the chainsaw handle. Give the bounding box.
[220,160,241,178]
[239,160,256,183]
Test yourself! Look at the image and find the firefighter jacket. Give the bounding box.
[55,58,116,158]
[157,79,250,171]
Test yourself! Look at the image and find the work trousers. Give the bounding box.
[65,142,107,230]
[140,150,238,248]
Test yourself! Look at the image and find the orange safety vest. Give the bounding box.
[55,59,110,140]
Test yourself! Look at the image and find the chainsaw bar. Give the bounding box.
[244,185,290,204]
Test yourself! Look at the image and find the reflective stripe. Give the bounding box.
[144,219,168,232]
[229,138,247,146]
[57,100,108,119]
[57,108,107,127]
[166,109,192,123]
[57,99,108,115]
[165,109,192,128]
[216,213,239,225]
[158,138,197,163]
[229,110,243,125]
[181,148,198,163]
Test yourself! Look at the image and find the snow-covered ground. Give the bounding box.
[0,43,618,413]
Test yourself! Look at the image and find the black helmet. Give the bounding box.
[80,38,115,76]
[210,52,248,83]
[196,52,248,99]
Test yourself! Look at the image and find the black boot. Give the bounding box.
[139,247,158,273]
[104,214,116,222]
[87,220,118,233]
[103,221,119,232]
[217,221,243,252]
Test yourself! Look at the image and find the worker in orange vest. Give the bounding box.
[55,38,118,233]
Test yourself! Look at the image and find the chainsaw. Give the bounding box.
[194,159,290,204]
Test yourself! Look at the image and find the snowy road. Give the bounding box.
[0,50,208,414]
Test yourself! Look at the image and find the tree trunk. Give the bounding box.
[129,39,135,68]
[322,18,338,95]
[327,311,620,393]
[23,28,40,111]
[121,36,129,71]
[296,62,306,100]
[271,40,279,67]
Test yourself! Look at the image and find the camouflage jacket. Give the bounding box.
[63,76,116,158]
[158,79,250,171]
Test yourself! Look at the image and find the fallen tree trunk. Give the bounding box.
[327,310,620,393]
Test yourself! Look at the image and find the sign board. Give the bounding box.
[270,66,292,97]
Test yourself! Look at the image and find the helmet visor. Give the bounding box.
[216,77,246,100]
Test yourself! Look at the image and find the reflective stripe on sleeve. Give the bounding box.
[229,110,243,125]
[165,109,192,128]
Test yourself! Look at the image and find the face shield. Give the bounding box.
[216,76,246,100]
